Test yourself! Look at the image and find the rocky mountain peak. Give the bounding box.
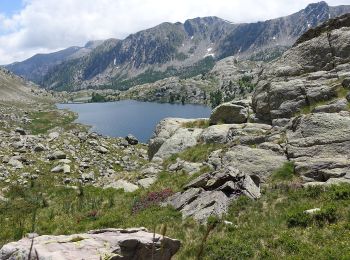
[304,1,329,12]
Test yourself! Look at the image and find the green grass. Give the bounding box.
[1,163,350,259]
[271,162,296,181]
[203,183,350,260]
[297,85,350,115]
[165,143,225,166]
[181,119,210,129]
[26,110,78,134]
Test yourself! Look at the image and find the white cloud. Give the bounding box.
[0,0,349,64]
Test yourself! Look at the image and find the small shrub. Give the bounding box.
[329,184,350,200]
[273,233,303,254]
[182,119,209,129]
[197,216,220,259]
[313,206,337,226]
[86,210,98,220]
[90,92,107,103]
[70,236,85,243]
[303,185,324,198]
[271,162,295,181]
[132,189,174,214]
[177,143,224,163]
[287,212,311,228]
[287,205,338,228]
[205,237,254,260]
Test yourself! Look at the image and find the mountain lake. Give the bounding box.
[57,100,211,143]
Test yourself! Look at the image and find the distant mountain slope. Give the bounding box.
[4,40,103,84]
[0,67,49,102]
[217,1,350,59]
[5,1,350,91]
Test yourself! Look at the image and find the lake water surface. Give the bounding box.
[57,100,211,143]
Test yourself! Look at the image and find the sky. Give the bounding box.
[0,0,349,64]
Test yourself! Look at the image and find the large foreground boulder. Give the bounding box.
[0,228,181,260]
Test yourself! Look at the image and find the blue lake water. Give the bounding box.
[57,100,211,143]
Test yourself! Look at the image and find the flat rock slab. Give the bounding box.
[0,228,181,260]
[208,145,287,181]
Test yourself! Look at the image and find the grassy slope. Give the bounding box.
[1,133,350,259]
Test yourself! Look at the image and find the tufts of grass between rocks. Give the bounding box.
[1,156,350,259]
[1,105,350,259]
[25,109,82,135]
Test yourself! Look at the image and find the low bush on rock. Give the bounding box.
[182,119,210,129]
[166,143,225,165]
[132,188,174,214]
[271,161,296,181]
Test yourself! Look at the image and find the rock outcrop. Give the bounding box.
[148,118,204,160]
[0,228,181,260]
[286,112,350,184]
[250,13,350,186]
[166,167,260,222]
[252,13,350,122]
[208,145,287,181]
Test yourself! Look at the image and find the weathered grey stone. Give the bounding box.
[209,101,248,125]
[167,167,260,222]
[95,146,108,154]
[312,98,348,113]
[137,177,157,188]
[63,164,70,174]
[105,180,139,192]
[15,127,26,135]
[8,159,23,169]
[81,172,95,182]
[152,128,202,160]
[33,143,45,152]
[78,132,87,141]
[51,165,64,173]
[166,188,203,210]
[48,132,59,141]
[199,124,234,143]
[48,151,66,160]
[287,113,350,183]
[140,163,162,175]
[168,159,202,175]
[125,134,139,145]
[208,145,287,181]
[252,20,350,121]
[12,141,24,149]
[148,118,201,160]
[182,191,229,222]
[0,228,181,260]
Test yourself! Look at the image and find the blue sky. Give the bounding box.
[0,0,23,16]
[0,0,350,64]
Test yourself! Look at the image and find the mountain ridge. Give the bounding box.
[4,1,350,91]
